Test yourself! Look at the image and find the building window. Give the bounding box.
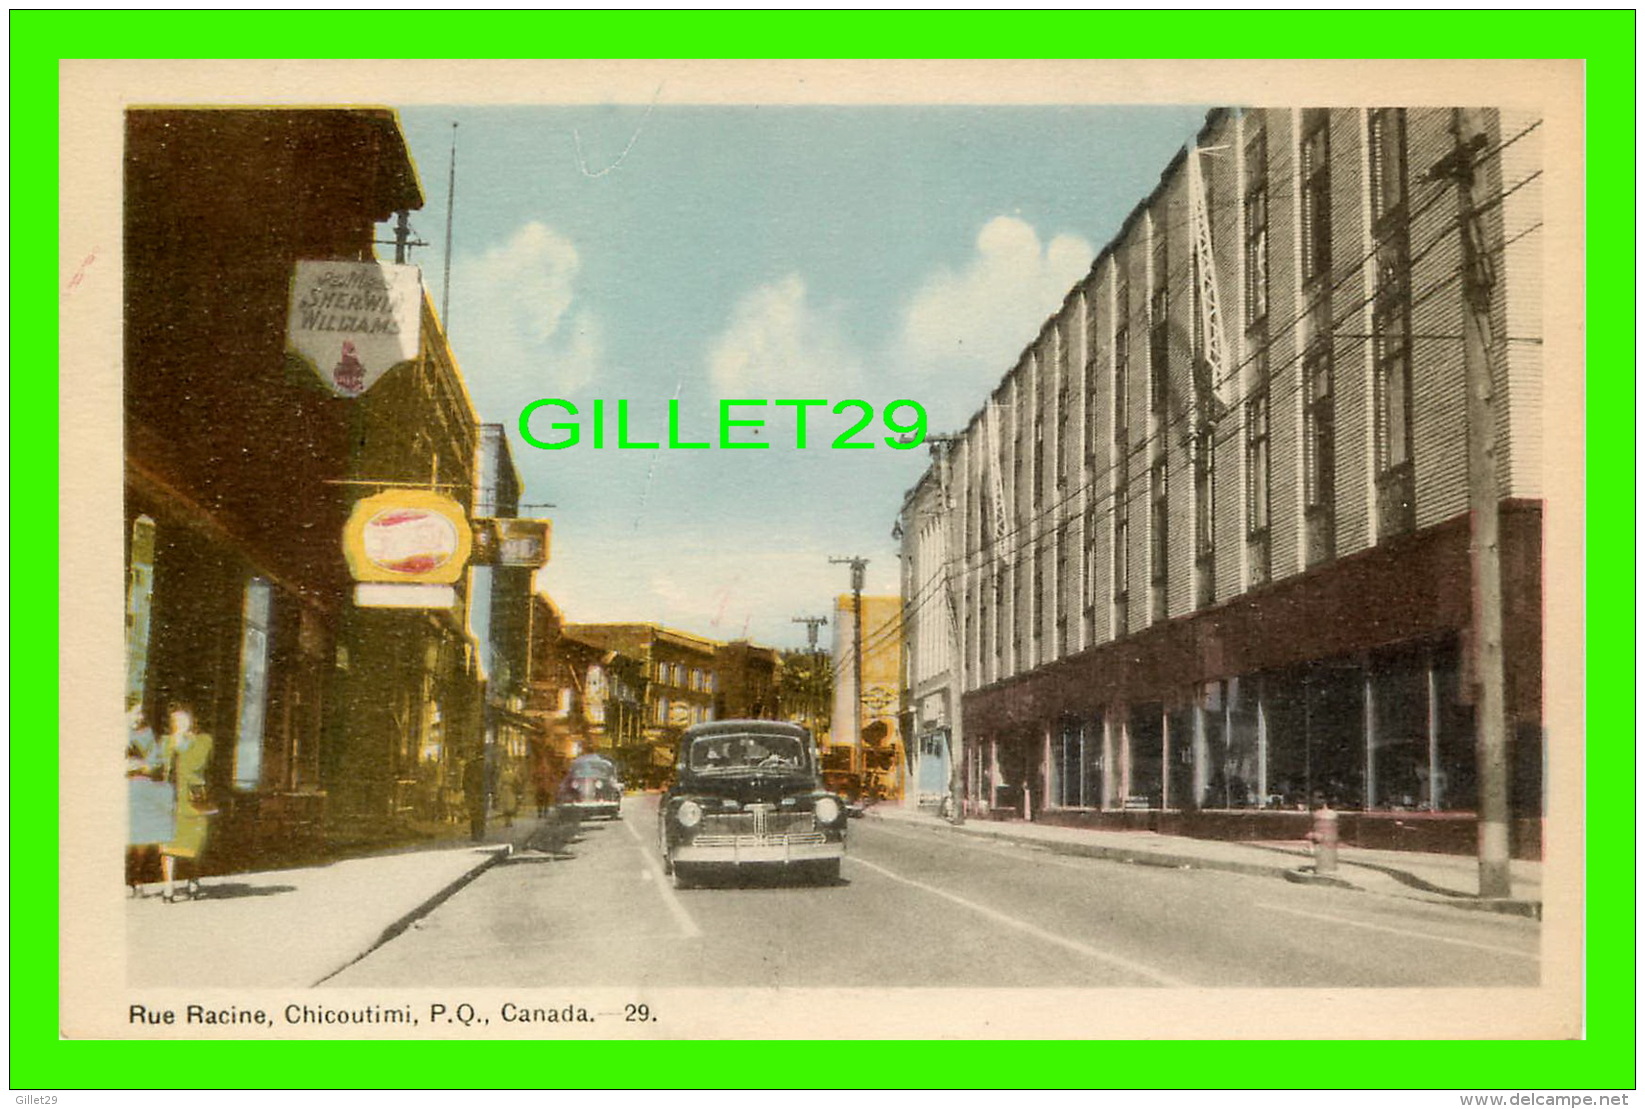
[1056,526,1070,657]
[1033,410,1045,507]
[977,582,989,679]
[233,577,274,791]
[1301,109,1333,286]
[1114,288,1131,453]
[1193,429,1215,608]
[1085,299,1103,469]
[1112,484,1130,636]
[1033,549,1047,654]
[1244,122,1270,326]
[1083,506,1098,641]
[1150,227,1169,419]
[1056,375,1069,490]
[1245,380,1272,583]
[1304,340,1336,564]
[1149,459,1168,621]
[1370,107,1415,538]
[994,571,1008,672]
[1014,558,1028,667]
[1370,108,1408,227]
[125,515,158,710]
[1014,420,1027,524]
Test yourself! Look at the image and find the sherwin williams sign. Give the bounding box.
[343,490,473,585]
[287,260,422,397]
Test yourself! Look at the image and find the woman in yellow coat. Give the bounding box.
[161,706,214,903]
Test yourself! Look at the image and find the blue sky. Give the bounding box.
[384,105,1211,649]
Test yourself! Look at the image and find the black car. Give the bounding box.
[557,753,623,820]
[658,720,846,887]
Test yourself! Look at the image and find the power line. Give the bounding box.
[885,170,1544,676]
[937,160,1544,579]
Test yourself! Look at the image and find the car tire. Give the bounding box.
[658,824,673,874]
[672,863,698,890]
[811,859,841,885]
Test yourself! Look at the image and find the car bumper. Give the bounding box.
[562,800,620,816]
[672,837,844,865]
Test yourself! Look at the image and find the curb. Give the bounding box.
[870,811,1301,884]
[311,844,511,986]
[867,811,1543,918]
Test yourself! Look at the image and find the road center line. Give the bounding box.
[622,816,701,939]
[1255,902,1539,960]
[847,855,1189,987]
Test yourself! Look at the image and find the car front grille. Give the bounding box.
[698,808,818,843]
[691,832,829,848]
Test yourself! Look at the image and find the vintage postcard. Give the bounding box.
[60,57,1585,1043]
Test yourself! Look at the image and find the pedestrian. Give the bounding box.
[462,756,486,841]
[126,704,173,895]
[159,705,214,903]
[497,766,520,829]
[531,747,554,820]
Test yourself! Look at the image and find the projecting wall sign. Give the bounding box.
[343,490,474,586]
[287,260,423,397]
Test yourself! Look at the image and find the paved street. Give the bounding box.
[326,795,1540,990]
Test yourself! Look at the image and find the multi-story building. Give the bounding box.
[713,641,783,721]
[565,623,721,787]
[898,107,1543,854]
[470,424,544,811]
[899,470,956,811]
[522,594,610,797]
[326,288,484,838]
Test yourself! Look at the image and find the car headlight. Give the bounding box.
[675,799,703,828]
[814,796,842,825]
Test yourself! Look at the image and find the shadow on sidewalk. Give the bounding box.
[189,882,298,901]
[1238,841,1481,899]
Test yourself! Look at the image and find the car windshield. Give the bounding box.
[687,733,806,772]
[569,756,615,778]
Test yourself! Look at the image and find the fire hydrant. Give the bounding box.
[1309,805,1339,875]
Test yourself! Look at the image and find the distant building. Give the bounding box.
[899,469,955,812]
[565,623,721,788]
[830,594,904,800]
[898,107,1543,854]
[472,424,543,810]
[714,641,783,721]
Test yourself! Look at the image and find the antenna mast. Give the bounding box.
[442,122,458,330]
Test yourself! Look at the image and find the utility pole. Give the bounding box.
[792,614,828,652]
[791,615,828,734]
[1433,108,1511,900]
[829,557,869,761]
[928,433,967,824]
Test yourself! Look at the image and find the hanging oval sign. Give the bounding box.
[343,490,473,584]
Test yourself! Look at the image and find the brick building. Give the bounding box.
[898,107,1543,854]
[124,109,454,867]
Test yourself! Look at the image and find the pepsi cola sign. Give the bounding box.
[342,490,473,585]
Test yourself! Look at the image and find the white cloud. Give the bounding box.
[543,540,863,648]
[898,215,1093,387]
[448,221,601,407]
[707,274,862,396]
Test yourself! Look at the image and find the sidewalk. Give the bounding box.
[866,804,1542,918]
[126,813,570,989]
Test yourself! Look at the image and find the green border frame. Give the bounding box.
[14,10,1634,1092]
